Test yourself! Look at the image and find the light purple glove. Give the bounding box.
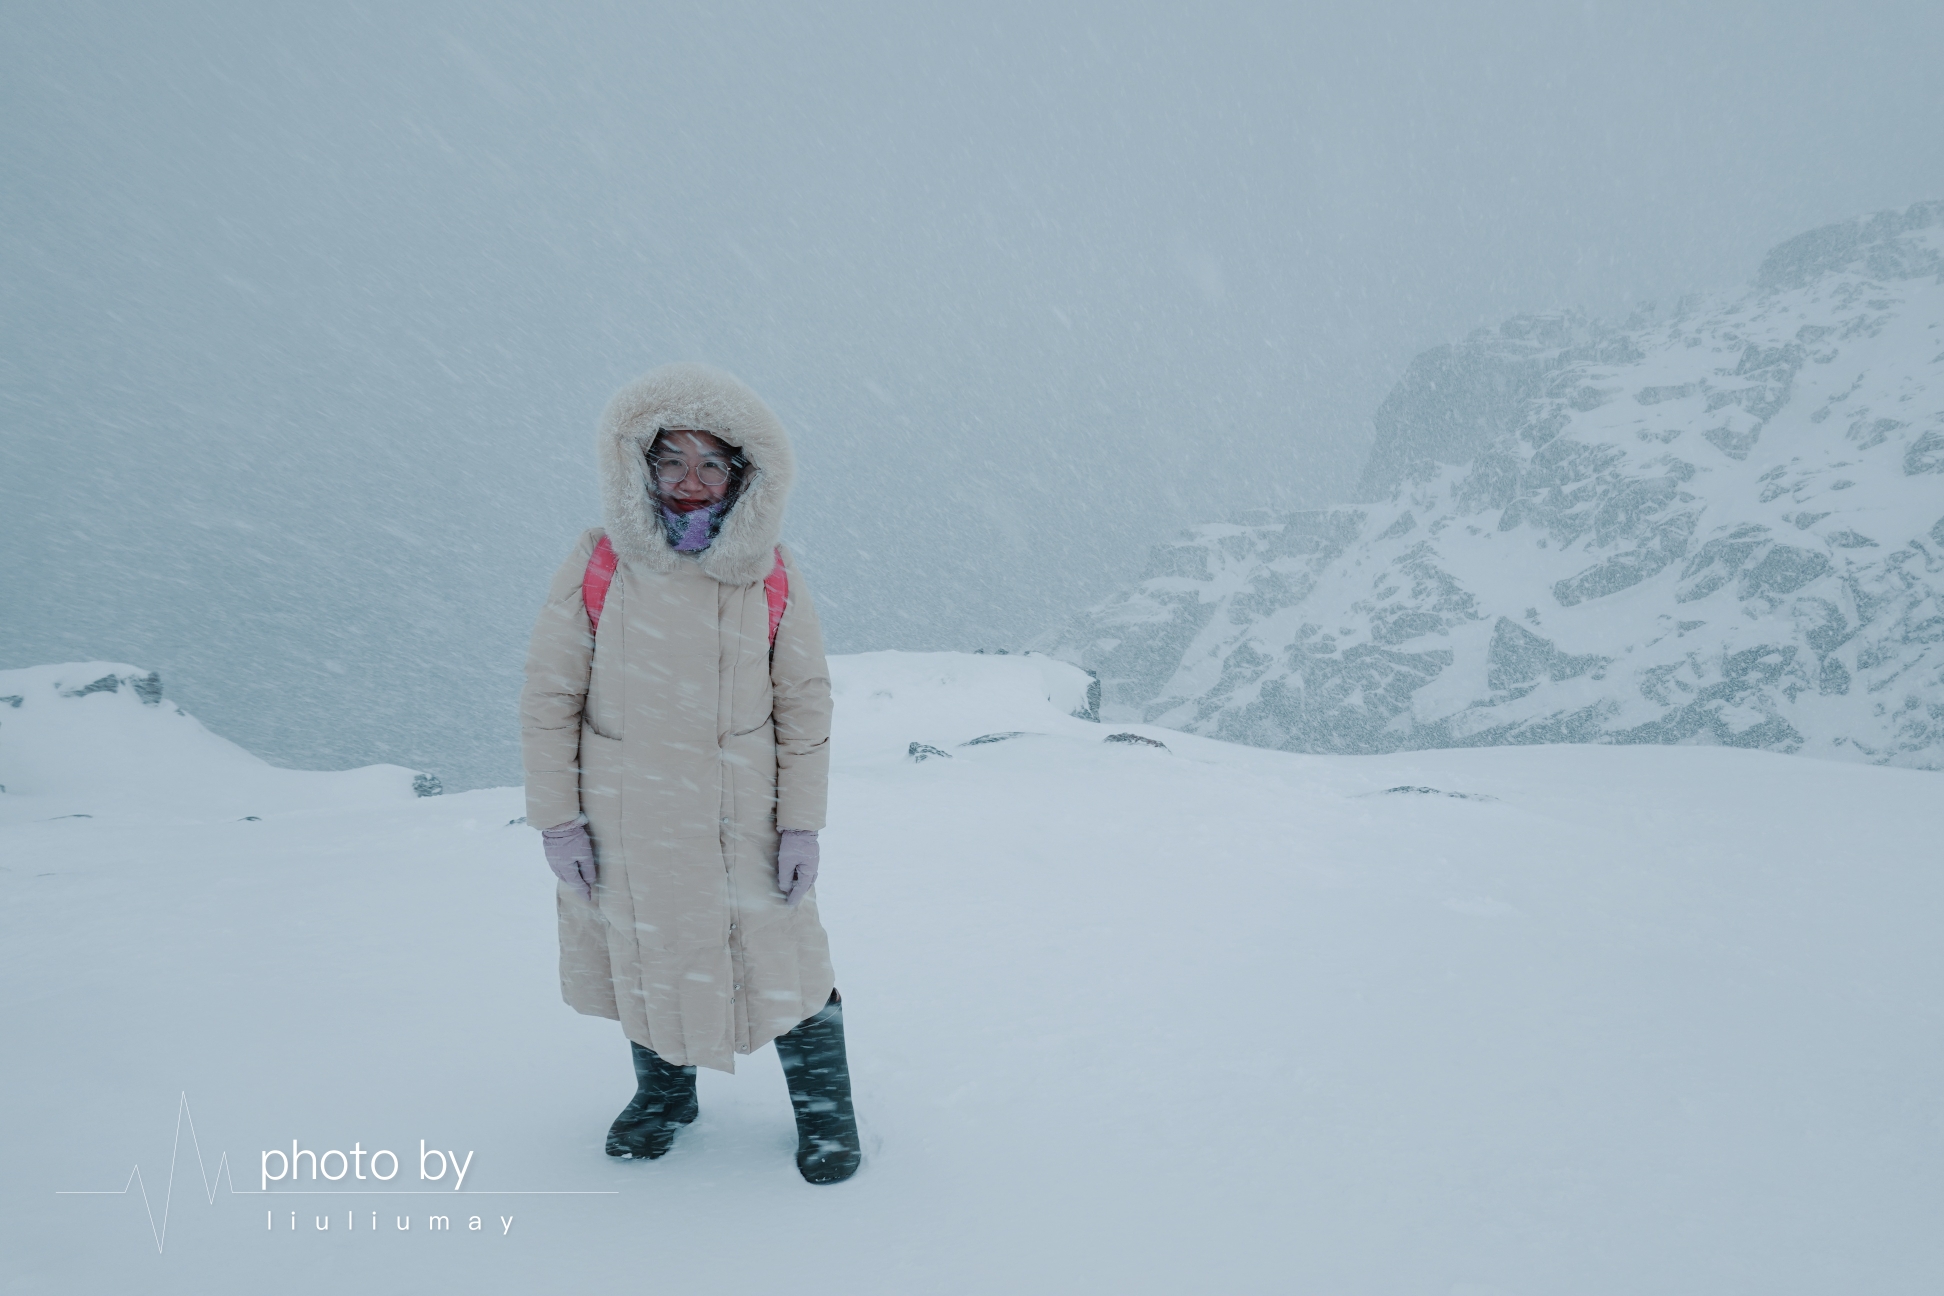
[777,829,819,908]
[542,820,597,903]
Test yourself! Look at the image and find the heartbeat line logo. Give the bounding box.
[57,1092,242,1254]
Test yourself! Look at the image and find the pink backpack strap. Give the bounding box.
[764,547,790,646]
[585,535,786,646]
[582,534,618,633]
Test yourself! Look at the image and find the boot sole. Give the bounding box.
[605,1104,692,1158]
[797,1154,861,1184]
[606,1129,678,1159]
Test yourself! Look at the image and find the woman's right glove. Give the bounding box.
[541,819,597,903]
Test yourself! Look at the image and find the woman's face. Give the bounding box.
[649,430,734,506]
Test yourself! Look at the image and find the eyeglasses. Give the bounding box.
[650,455,734,488]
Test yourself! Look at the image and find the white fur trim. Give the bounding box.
[595,362,796,586]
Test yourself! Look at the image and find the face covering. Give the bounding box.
[660,500,725,552]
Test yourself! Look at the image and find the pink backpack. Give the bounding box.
[582,534,789,645]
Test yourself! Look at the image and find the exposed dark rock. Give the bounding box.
[1721,645,1797,685]
[1371,611,1446,645]
[1265,510,1367,558]
[1144,543,1212,580]
[1905,432,1944,475]
[1488,619,1608,692]
[1794,598,1851,654]
[1677,525,1772,603]
[1849,417,1903,449]
[1703,425,1762,460]
[1212,644,1455,755]
[1554,513,1696,607]
[1377,511,1418,540]
[1356,315,1602,500]
[1740,547,1830,603]
[962,732,1030,746]
[1073,670,1102,722]
[1636,383,1699,405]
[1755,200,1944,291]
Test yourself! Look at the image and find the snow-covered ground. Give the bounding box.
[2,655,1940,1294]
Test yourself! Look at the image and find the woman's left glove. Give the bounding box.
[777,829,820,908]
[541,819,597,903]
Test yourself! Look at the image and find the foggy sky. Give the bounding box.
[4,1,1940,789]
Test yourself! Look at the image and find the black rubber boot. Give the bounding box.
[605,1041,698,1159]
[772,990,861,1184]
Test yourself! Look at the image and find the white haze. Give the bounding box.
[3,1,1940,789]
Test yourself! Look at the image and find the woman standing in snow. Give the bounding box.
[518,362,858,1183]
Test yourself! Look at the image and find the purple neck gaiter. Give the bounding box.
[660,502,724,552]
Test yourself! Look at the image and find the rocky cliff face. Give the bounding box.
[1046,202,1944,768]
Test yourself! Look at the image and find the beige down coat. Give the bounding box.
[519,363,835,1072]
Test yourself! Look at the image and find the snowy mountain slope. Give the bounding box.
[4,655,1941,1294]
[1047,201,1944,767]
[0,663,433,820]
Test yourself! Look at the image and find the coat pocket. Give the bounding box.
[578,725,624,841]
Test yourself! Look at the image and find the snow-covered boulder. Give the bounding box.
[0,662,433,821]
[829,650,1104,759]
[1045,201,1944,768]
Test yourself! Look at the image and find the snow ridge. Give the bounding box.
[0,662,434,817]
[1047,201,1944,768]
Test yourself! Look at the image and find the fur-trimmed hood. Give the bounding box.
[596,362,796,586]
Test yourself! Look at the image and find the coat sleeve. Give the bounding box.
[519,528,602,831]
[770,544,832,832]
